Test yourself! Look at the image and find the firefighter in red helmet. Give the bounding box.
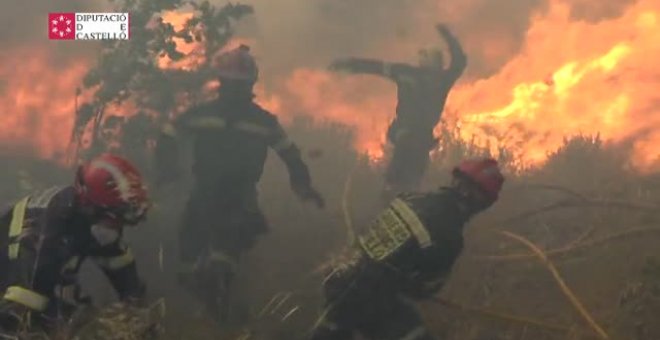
[309,158,504,340]
[155,44,324,322]
[0,154,149,334]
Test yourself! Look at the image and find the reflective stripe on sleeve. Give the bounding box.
[208,250,238,269]
[390,199,432,248]
[4,286,49,311]
[27,187,59,209]
[399,326,428,340]
[61,256,81,273]
[233,121,272,136]
[8,197,30,259]
[187,116,227,130]
[271,137,294,152]
[93,249,135,270]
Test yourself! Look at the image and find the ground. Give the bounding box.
[3,124,660,340]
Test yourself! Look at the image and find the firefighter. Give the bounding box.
[154,44,324,321]
[329,24,467,196]
[309,158,504,340]
[0,154,149,334]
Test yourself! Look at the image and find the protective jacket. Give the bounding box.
[156,97,312,190]
[331,187,471,299]
[312,188,472,340]
[0,186,144,320]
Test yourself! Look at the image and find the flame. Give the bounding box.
[0,47,88,160]
[3,2,659,172]
[447,0,660,169]
[279,0,660,169]
[282,69,395,160]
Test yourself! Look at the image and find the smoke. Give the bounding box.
[0,0,643,84]
[568,0,639,22]
[0,0,108,63]
[225,0,549,82]
[226,0,641,82]
[3,0,638,93]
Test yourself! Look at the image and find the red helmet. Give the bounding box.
[75,154,150,225]
[215,44,259,82]
[452,158,504,201]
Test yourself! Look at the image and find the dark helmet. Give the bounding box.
[215,44,259,83]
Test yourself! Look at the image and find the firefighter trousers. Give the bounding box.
[310,274,435,340]
[178,184,268,270]
[385,124,436,193]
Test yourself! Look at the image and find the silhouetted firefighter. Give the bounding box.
[329,24,467,195]
[154,45,324,323]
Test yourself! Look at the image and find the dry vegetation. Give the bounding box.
[2,2,658,339]
[3,119,660,340]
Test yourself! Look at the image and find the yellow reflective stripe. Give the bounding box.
[358,208,411,261]
[161,123,177,137]
[271,137,293,152]
[390,199,432,248]
[94,249,135,270]
[399,325,427,340]
[208,250,237,269]
[4,286,49,311]
[187,116,227,129]
[61,256,81,273]
[8,197,30,259]
[233,121,271,136]
[27,187,59,209]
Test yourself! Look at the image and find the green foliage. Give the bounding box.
[73,0,254,159]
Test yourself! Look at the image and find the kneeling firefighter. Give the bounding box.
[0,154,150,334]
[310,158,504,340]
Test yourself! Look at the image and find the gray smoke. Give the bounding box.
[0,0,108,64]
[2,0,639,84]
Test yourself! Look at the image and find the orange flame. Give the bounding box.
[158,10,257,71]
[0,47,88,160]
[157,11,202,70]
[2,2,659,173]
[447,0,660,169]
[282,69,395,160]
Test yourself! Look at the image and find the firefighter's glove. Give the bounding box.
[292,183,325,209]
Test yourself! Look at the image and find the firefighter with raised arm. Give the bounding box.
[0,154,150,334]
[329,24,467,196]
[309,158,504,340]
[154,44,324,321]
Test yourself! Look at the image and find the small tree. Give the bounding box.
[70,0,254,164]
